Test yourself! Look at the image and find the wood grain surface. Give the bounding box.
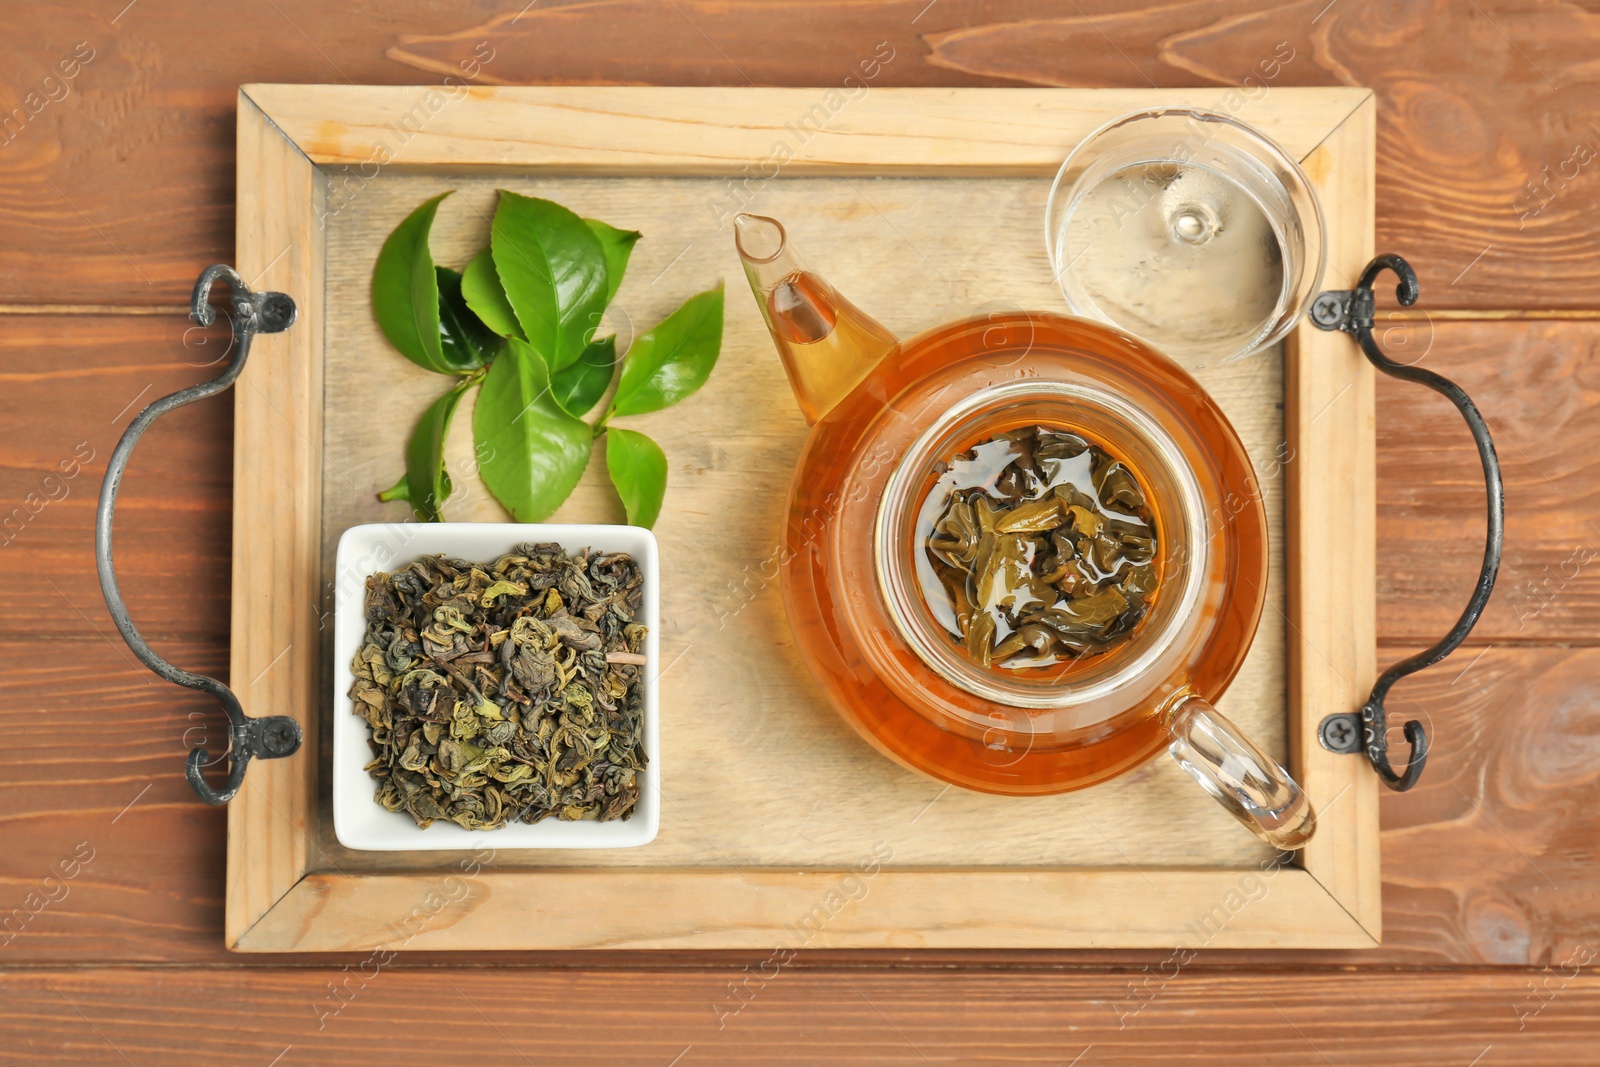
[0,313,233,638]
[4,968,1600,1065]
[225,92,325,949]
[1284,98,1382,932]
[229,85,1370,952]
[312,170,1292,875]
[0,636,228,963]
[3,1,1599,308]
[1376,319,1600,644]
[247,83,1365,170]
[1,0,1596,1056]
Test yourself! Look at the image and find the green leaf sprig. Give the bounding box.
[370,190,723,526]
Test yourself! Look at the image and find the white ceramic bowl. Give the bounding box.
[332,522,660,851]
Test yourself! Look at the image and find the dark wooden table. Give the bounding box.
[3,2,1597,1062]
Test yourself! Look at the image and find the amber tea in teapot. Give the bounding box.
[916,425,1161,673]
[736,213,1315,849]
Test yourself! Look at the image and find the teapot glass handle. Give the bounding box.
[1165,693,1317,850]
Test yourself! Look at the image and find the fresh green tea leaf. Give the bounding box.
[377,474,409,502]
[609,284,724,418]
[371,192,472,374]
[373,190,723,540]
[436,266,502,370]
[473,338,593,521]
[584,218,641,305]
[550,335,617,419]
[460,246,525,341]
[491,191,607,372]
[386,377,473,522]
[605,427,668,529]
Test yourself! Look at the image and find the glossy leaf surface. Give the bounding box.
[609,284,724,418]
[473,338,592,522]
[605,426,668,529]
[491,191,607,372]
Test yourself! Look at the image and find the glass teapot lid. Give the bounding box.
[1045,107,1326,365]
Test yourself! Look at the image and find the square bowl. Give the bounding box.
[332,522,660,851]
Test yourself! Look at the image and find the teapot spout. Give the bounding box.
[734,213,899,425]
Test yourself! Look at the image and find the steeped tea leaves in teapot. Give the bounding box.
[348,543,649,830]
[919,426,1158,669]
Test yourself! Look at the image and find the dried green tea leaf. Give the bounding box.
[348,543,649,830]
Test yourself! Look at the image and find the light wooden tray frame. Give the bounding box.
[228,85,1378,952]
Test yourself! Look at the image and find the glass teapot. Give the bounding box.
[734,213,1316,850]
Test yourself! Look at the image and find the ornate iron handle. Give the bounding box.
[1309,254,1505,791]
[95,265,303,805]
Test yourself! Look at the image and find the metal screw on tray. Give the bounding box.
[1309,291,1350,329]
[95,264,303,805]
[1319,714,1360,754]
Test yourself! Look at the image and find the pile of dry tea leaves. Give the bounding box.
[348,543,648,830]
[921,426,1159,669]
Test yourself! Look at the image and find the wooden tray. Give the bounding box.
[227,85,1379,951]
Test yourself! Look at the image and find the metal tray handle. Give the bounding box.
[95,265,303,805]
[1309,254,1505,791]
